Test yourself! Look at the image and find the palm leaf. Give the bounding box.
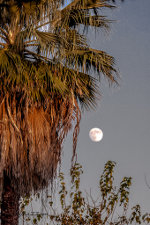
[53,10,112,30]
[62,48,118,85]
[52,0,115,30]
[62,0,115,11]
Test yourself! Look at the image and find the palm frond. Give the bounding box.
[35,30,68,49]
[62,47,118,85]
[53,10,112,30]
[62,0,115,11]
[0,47,100,109]
[52,0,115,30]
[66,13,113,29]
[23,29,87,60]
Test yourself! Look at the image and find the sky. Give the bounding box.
[61,0,150,213]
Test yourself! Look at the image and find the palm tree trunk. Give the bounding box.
[1,174,19,225]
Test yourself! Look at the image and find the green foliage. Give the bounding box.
[20,161,150,224]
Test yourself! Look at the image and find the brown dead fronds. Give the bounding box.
[0,92,80,195]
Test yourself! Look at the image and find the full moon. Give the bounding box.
[89,128,103,142]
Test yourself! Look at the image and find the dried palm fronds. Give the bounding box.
[0,92,81,195]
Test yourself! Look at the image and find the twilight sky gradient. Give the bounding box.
[61,0,150,213]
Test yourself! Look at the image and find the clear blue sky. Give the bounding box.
[61,0,150,213]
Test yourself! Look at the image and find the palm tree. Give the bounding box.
[0,0,118,224]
